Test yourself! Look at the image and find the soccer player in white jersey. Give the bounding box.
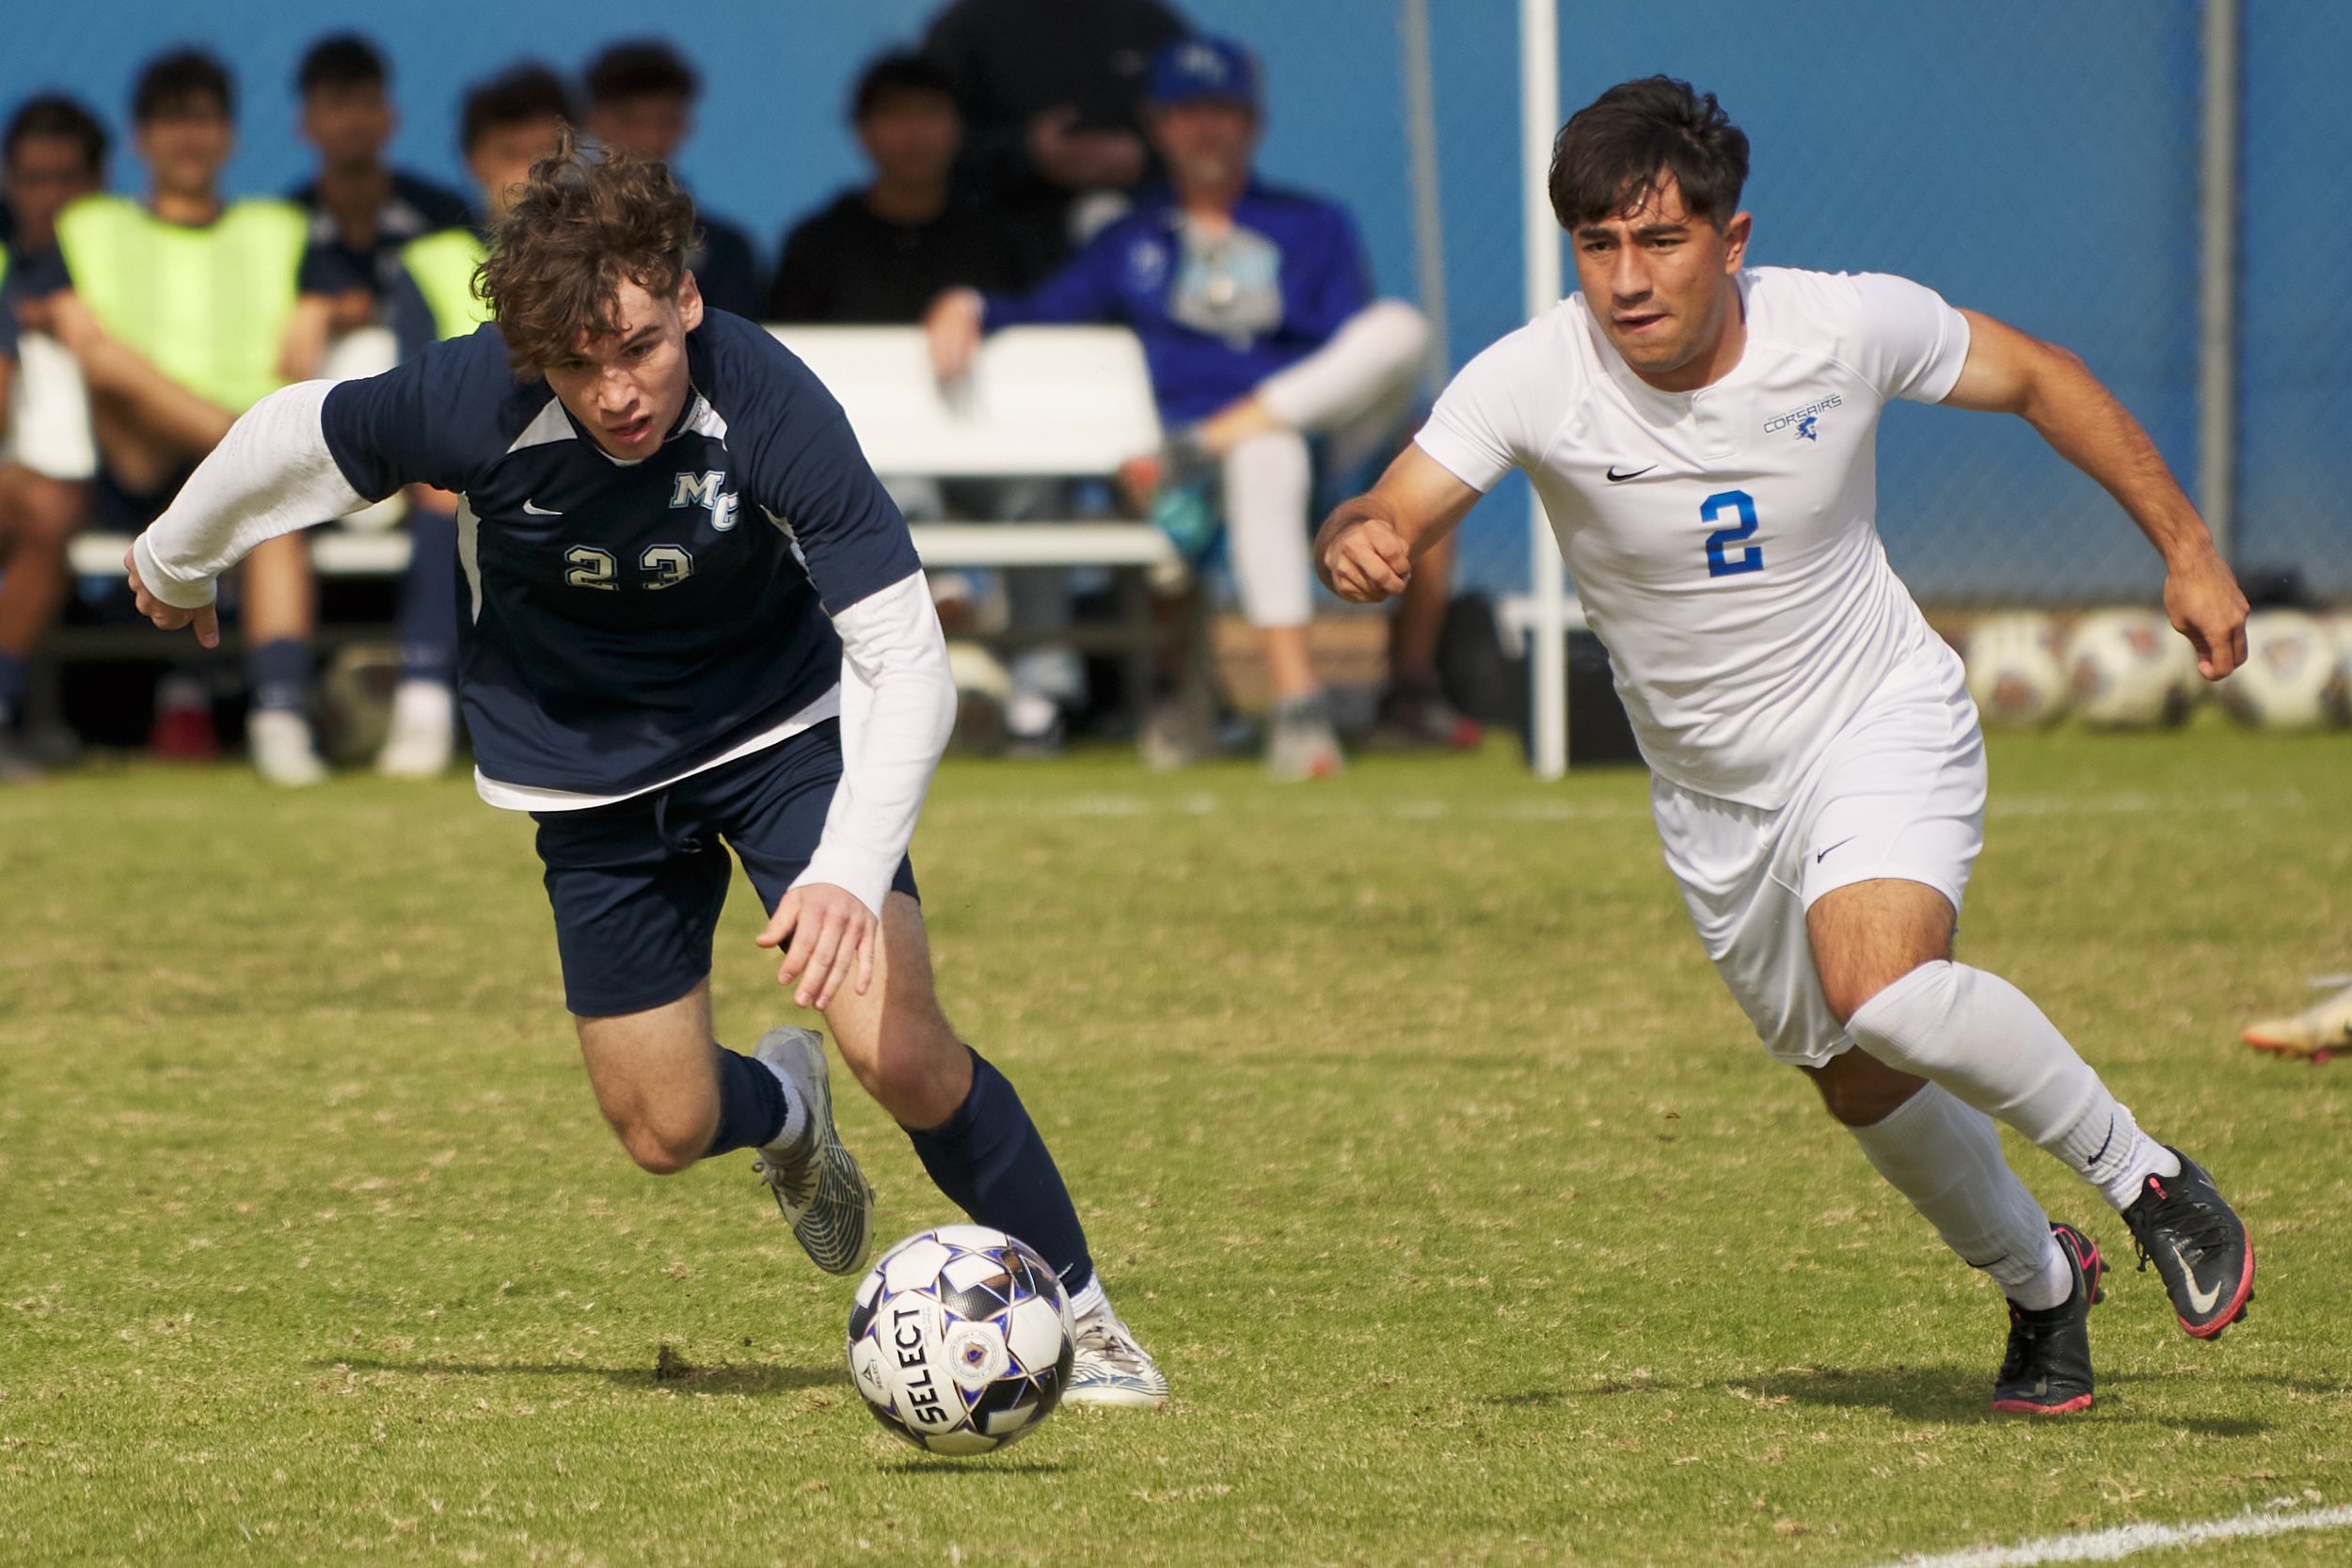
[1317,78,2253,1414]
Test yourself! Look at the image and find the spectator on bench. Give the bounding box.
[921,0,1188,277]
[13,50,333,784]
[773,52,1080,754]
[583,40,765,320]
[0,95,106,779]
[769,53,1047,324]
[927,35,1473,780]
[290,33,479,779]
[288,35,472,323]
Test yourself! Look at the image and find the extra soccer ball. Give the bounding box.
[2064,609,2197,728]
[1963,612,2069,727]
[2217,610,2346,730]
[847,1225,1074,1456]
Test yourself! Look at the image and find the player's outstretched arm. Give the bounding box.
[126,381,378,646]
[755,570,956,1010]
[1314,443,1483,604]
[1942,309,2248,679]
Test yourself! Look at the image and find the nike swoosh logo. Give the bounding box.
[1605,465,1656,483]
[2177,1244,2224,1315]
[1816,835,1857,864]
[522,499,563,515]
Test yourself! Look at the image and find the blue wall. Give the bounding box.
[4,1,2333,600]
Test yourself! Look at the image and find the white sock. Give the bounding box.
[763,1059,809,1150]
[1847,961,2181,1214]
[1065,1275,1108,1323]
[1844,1080,2063,1304]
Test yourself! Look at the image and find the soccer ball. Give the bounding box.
[1963,612,2069,727]
[2063,609,2196,728]
[846,1225,1074,1456]
[2217,610,2346,730]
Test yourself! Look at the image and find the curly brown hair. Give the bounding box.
[475,126,702,378]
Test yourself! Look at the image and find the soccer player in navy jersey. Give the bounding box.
[122,135,1168,1406]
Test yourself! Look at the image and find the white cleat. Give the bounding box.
[375,679,456,779]
[748,1027,877,1275]
[247,709,328,787]
[2243,982,2352,1062]
[1064,1302,1170,1409]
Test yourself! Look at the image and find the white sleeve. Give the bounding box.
[1847,272,1973,404]
[1412,323,1552,493]
[130,381,373,610]
[790,569,956,919]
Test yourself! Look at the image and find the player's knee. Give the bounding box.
[853,1013,968,1127]
[15,488,83,552]
[1804,1051,1927,1127]
[608,1102,712,1175]
[1840,958,1963,1071]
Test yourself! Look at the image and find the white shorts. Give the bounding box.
[1651,637,1986,1069]
[0,333,98,482]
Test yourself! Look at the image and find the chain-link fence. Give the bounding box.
[2236,0,2352,600]
[2,0,2335,606]
[1206,0,2352,610]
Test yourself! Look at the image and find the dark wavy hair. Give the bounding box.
[1549,76,1748,231]
[476,127,701,378]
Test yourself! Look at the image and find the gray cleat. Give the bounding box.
[748,1026,877,1275]
[1065,1303,1170,1409]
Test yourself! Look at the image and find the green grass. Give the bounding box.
[2,723,2349,1566]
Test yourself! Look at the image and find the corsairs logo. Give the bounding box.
[669,470,739,531]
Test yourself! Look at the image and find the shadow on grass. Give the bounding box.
[883,1459,1070,1476]
[320,1355,847,1395]
[1485,1366,2278,1433]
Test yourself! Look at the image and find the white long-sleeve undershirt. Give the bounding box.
[129,380,955,919]
[131,381,368,610]
[790,568,956,918]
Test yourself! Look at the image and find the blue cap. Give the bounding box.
[1148,37,1261,109]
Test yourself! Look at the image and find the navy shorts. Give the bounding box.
[532,720,919,1017]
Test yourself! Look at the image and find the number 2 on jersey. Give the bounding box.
[1701,489,1763,578]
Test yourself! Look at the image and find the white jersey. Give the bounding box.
[1417,266,1971,808]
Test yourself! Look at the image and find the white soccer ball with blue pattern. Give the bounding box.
[2064,608,2197,728]
[846,1225,1074,1455]
[1963,611,2069,727]
[2217,610,2346,730]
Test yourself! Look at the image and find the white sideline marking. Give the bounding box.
[1877,1501,2352,1568]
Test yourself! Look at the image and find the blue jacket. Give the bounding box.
[980,181,1371,424]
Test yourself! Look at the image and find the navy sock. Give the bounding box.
[0,651,25,722]
[396,510,460,685]
[706,1046,787,1158]
[246,637,312,715]
[903,1048,1094,1296]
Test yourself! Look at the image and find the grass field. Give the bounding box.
[3,723,2348,1566]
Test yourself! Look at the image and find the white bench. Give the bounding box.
[59,325,1198,734]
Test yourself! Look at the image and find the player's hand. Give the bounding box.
[123,543,220,648]
[2163,546,2249,680]
[757,882,877,1010]
[1315,512,1413,603]
[924,290,984,384]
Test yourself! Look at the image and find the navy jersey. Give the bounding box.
[319,309,919,800]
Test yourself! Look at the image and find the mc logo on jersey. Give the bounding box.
[670,470,739,531]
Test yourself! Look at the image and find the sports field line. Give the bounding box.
[1875,1500,2352,1567]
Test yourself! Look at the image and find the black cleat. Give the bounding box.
[1991,1221,2105,1415]
[2121,1147,2253,1338]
